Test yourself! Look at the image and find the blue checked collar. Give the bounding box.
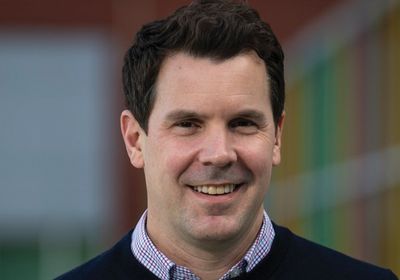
[131,210,275,280]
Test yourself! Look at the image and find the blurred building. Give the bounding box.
[266,0,400,273]
[0,0,398,279]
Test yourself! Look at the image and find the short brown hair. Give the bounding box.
[122,0,285,131]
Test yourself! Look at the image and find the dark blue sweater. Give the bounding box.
[56,224,398,279]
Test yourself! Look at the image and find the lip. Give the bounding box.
[185,181,243,186]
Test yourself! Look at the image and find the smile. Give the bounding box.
[191,184,238,195]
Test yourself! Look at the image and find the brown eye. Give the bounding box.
[177,121,197,128]
[229,118,258,134]
[231,119,256,127]
[172,119,201,136]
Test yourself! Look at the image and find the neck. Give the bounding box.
[147,211,264,280]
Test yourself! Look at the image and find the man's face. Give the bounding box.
[122,51,283,247]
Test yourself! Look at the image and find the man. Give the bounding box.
[57,0,397,279]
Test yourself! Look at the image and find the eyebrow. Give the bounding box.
[165,110,207,122]
[233,109,268,124]
[165,109,268,123]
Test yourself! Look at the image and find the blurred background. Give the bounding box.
[0,0,399,279]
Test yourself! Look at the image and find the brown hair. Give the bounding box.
[122,0,285,132]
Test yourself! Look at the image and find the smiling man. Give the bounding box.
[57,1,397,279]
[122,51,281,279]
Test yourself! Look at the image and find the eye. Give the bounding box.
[172,119,201,135]
[230,119,256,127]
[176,121,198,128]
[229,118,258,134]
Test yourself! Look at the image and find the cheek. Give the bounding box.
[237,142,274,179]
[168,142,200,178]
[146,137,198,181]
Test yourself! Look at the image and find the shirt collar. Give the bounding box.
[131,210,275,280]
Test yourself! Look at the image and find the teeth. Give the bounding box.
[208,186,217,195]
[192,184,237,195]
[216,186,224,194]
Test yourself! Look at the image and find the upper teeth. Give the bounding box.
[192,184,236,195]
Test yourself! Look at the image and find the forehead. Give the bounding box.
[152,51,271,116]
[157,51,267,88]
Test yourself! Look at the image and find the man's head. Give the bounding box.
[122,0,285,132]
[121,0,285,255]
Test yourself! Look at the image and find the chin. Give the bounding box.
[187,218,242,243]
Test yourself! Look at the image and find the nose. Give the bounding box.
[198,127,237,167]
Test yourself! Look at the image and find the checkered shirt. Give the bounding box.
[131,210,275,280]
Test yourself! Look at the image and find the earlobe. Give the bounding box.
[120,110,145,168]
[272,111,285,166]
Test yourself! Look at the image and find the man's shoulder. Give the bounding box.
[55,230,158,280]
[55,248,115,280]
[255,223,398,279]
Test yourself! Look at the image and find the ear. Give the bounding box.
[120,110,145,168]
[272,111,285,166]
